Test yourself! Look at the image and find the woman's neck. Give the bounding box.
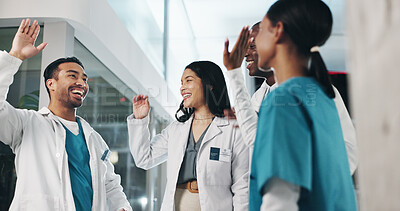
[193,104,214,120]
[274,44,308,84]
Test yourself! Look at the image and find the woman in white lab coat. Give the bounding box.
[127,61,249,211]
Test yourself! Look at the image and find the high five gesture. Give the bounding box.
[223,26,250,70]
[9,19,47,61]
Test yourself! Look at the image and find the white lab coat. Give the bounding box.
[227,68,359,174]
[0,51,131,211]
[127,114,249,211]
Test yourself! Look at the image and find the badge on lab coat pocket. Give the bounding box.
[101,149,110,161]
[209,147,231,163]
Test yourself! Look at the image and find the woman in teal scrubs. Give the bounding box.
[250,0,357,210]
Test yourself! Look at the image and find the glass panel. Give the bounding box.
[166,0,199,99]
[107,0,165,76]
[148,118,168,211]
[74,39,167,211]
[0,27,43,210]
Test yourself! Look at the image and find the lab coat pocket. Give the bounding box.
[20,194,60,210]
[206,149,232,186]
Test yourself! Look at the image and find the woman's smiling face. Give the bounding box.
[180,68,206,109]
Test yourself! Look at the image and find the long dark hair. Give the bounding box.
[175,61,231,122]
[267,0,335,98]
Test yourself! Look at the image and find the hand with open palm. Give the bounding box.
[132,95,150,119]
[9,19,47,61]
[223,26,250,70]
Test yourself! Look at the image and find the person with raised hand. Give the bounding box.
[223,24,276,149]
[0,19,131,211]
[247,0,358,210]
[224,21,358,175]
[128,61,249,211]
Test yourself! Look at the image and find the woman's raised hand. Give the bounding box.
[132,95,150,119]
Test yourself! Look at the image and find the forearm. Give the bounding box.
[105,160,132,211]
[227,68,259,147]
[341,120,358,175]
[261,178,300,211]
[127,114,168,170]
[231,127,250,210]
[0,51,25,149]
[333,87,358,174]
[0,51,22,100]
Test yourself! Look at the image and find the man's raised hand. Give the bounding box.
[223,26,250,70]
[9,19,47,61]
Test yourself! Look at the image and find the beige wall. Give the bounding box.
[347,1,400,210]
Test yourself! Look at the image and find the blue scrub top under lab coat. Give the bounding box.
[249,77,357,211]
[63,119,93,211]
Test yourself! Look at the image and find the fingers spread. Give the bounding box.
[238,27,247,46]
[18,19,26,33]
[239,26,250,48]
[32,24,40,39]
[238,26,248,45]
[135,94,148,103]
[36,42,47,52]
[27,20,38,36]
[233,26,250,54]
[23,19,30,34]
[223,38,229,55]
[238,27,250,55]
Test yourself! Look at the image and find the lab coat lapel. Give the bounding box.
[173,116,193,175]
[38,107,66,180]
[201,117,229,146]
[177,116,193,152]
[76,116,95,147]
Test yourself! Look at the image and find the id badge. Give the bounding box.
[101,149,110,161]
[210,147,220,161]
[219,148,231,162]
[209,147,231,162]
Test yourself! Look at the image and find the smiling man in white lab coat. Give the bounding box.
[0,19,131,211]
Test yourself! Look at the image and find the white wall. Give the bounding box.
[0,0,178,120]
[347,1,400,210]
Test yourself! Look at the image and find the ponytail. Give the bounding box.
[308,49,335,98]
[175,101,194,122]
[266,0,334,98]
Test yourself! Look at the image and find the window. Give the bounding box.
[0,26,43,210]
[74,39,167,211]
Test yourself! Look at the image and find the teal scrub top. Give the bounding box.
[63,119,93,211]
[249,77,357,211]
